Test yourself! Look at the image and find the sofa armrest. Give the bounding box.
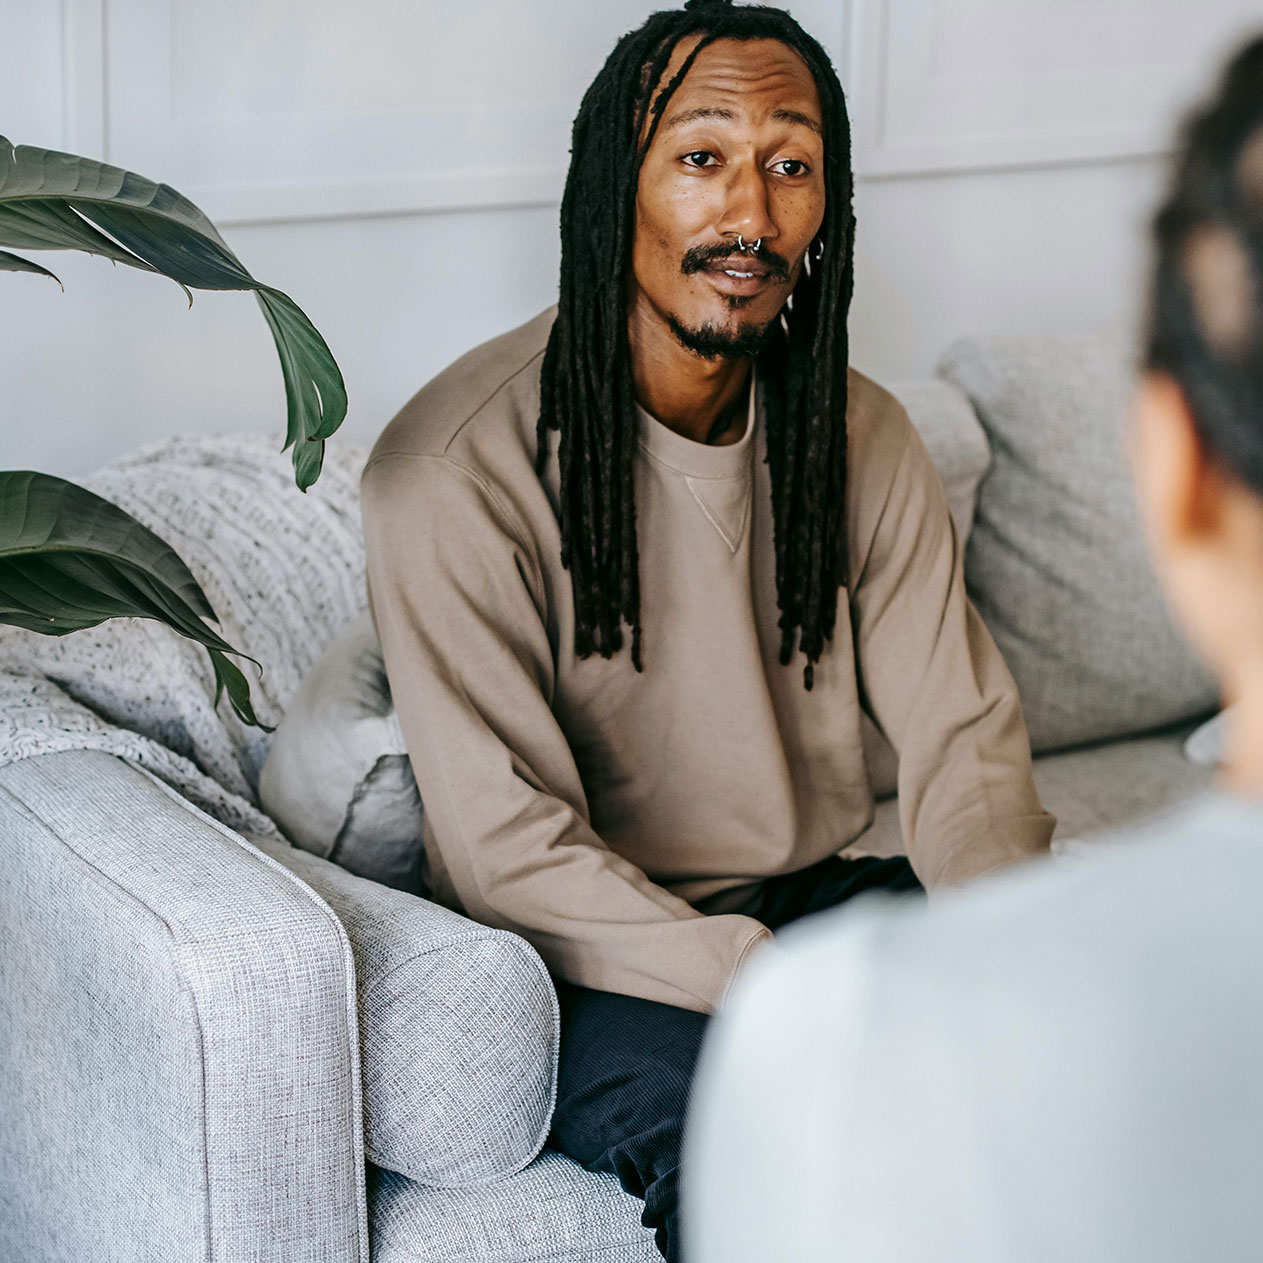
[0,750,369,1262]
[249,835,560,1188]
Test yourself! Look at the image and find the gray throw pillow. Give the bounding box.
[940,335,1218,754]
[887,379,992,547]
[258,610,426,893]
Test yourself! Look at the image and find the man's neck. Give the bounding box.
[627,302,753,446]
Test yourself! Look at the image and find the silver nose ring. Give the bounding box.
[736,235,762,253]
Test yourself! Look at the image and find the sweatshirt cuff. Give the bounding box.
[718,924,776,1011]
[925,810,1056,891]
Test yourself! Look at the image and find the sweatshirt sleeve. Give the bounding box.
[360,451,771,1013]
[847,406,1055,889]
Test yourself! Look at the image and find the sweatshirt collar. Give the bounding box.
[635,365,759,479]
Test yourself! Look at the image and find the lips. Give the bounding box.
[702,256,776,297]
[707,255,772,279]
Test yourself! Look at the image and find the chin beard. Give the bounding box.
[665,310,776,361]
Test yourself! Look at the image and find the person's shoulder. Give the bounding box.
[366,306,556,468]
[844,365,915,472]
[839,366,934,569]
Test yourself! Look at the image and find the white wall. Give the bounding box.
[2,0,1259,478]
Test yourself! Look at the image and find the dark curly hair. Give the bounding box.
[1145,33,1263,495]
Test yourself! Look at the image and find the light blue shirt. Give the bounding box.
[684,791,1263,1263]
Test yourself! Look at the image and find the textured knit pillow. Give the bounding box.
[249,834,559,1187]
[0,433,369,837]
[940,335,1218,754]
[258,610,426,893]
[887,379,992,546]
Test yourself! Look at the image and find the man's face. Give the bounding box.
[629,35,827,358]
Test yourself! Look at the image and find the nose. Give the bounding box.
[718,157,778,248]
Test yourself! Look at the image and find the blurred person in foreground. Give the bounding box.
[685,34,1263,1263]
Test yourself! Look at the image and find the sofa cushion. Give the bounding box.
[249,834,558,1188]
[887,379,992,547]
[849,717,1216,858]
[940,335,1218,753]
[368,1150,658,1262]
[258,610,425,893]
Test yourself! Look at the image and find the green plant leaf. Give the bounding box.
[0,470,274,731]
[0,196,162,270]
[0,248,62,286]
[0,136,345,490]
[208,648,270,729]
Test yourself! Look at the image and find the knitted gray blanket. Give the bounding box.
[0,433,369,837]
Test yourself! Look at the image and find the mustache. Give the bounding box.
[680,241,792,283]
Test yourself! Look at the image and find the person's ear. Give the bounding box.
[1131,371,1227,558]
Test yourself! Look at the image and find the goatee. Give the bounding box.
[665,312,776,361]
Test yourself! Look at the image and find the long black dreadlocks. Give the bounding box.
[536,0,856,690]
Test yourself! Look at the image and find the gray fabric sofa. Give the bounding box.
[0,749,659,1262]
[0,336,1219,1261]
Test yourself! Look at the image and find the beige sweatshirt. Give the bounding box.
[361,307,1054,1013]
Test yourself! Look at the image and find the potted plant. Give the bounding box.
[0,136,347,727]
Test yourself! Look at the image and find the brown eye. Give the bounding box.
[774,159,810,177]
[682,151,718,168]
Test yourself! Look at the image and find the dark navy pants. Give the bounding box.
[546,854,923,1261]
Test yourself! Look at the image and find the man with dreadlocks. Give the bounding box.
[362,1,1053,1257]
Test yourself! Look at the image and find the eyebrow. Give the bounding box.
[661,105,823,136]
